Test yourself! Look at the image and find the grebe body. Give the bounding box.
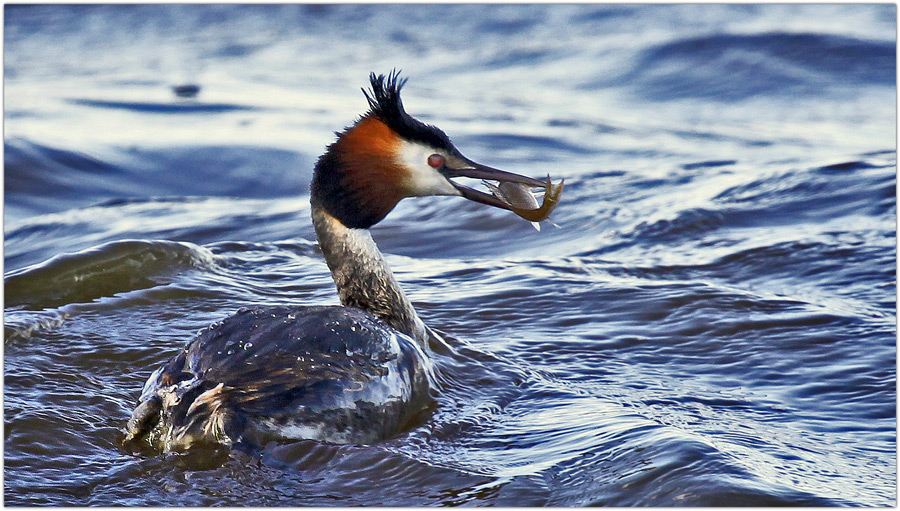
[124,71,561,452]
[127,306,429,450]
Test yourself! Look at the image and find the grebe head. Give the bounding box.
[312,71,554,229]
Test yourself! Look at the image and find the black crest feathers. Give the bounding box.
[362,70,453,150]
[363,70,408,123]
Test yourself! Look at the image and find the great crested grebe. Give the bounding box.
[123,71,562,452]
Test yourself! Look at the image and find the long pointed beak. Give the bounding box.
[440,152,563,221]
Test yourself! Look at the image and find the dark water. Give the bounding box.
[4,4,896,506]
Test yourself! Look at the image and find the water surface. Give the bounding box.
[4,4,896,506]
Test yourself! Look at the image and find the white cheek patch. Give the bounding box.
[397,140,461,197]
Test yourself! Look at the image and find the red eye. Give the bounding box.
[427,154,444,168]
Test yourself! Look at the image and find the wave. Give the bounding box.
[5,239,218,311]
[5,137,312,223]
[623,32,895,101]
[712,160,895,222]
[67,99,258,114]
[579,157,895,254]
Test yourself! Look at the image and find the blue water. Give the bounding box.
[4,4,896,506]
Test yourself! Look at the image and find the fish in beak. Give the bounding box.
[439,151,564,223]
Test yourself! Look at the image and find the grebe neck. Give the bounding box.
[311,202,426,344]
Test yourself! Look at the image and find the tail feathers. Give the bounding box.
[123,381,246,453]
[123,396,162,447]
[172,382,243,448]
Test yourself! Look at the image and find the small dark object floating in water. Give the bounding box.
[172,84,201,98]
